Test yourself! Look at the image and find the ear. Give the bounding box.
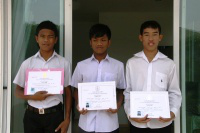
[159,35,163,41]
[89,40,92,47]
[35,36,38,43]
[108,40,111,47]
[139,35,143,42]
[54,37,58,44]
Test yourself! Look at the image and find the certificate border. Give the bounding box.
[130,91,170,118]
[24,68,64,95]
[78,81,117,110]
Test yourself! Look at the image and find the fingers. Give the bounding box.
[55,124,61,132]
[158,117,171,123]
[130,115,151,123]
[79,109,88,115]
[45,94,54,98]
[76,104,88,115]
[107,108,118,113]
[36,91,48,94]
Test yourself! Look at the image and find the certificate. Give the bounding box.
[24,68,64,95]
[78,81,117,110]
[130,91,170,118]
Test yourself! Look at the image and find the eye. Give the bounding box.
[48,35,55,39]
[40,35,45,38]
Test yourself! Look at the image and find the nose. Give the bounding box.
[96,40,103,45]
[44,37,48,42]
[149,35,153,41]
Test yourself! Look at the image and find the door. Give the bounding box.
[181,0,200,133]
[5,0,67,132]
[72,0,178,133]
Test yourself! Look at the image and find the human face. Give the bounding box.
[139,28,163,53]
[35,29,58,53]
[90,34,111,57]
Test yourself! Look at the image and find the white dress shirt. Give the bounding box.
[124,51,182,129]
[71,54,126,132]
[13,51,71,109]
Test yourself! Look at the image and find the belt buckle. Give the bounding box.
[39,108,45,114]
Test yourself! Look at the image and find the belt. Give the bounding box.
[27,103,63,114]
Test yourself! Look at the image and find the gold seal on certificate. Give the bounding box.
[78,81,117,110]
[130,91,170,118]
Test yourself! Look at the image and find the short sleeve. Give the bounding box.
[13,61,27,88]
[116,63,126,89]
[71,63,82,88]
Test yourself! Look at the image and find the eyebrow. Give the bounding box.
[143,31,159,34]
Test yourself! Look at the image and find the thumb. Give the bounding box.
[39,91,48,94]
[55,124,61,132]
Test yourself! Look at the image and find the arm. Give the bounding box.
[55,86,72,133]
[15,85,52,101]
[124,60,150,123]
[159,64,182,122]
[107,89,124,113]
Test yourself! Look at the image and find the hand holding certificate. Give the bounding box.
[130,91,170,118]
[25,68,64,95]
[78,81,117,110]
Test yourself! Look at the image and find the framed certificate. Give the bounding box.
[78,81,117,110]
[24,68,64,95]
[130,91,170,118]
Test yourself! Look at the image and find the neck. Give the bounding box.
[143,49,158,62]
[40,50,54,61]
[94,53,107,62]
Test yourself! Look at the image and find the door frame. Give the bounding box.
[0,0,4,131]
[64,0,72,133]
[173,0,181,133]
[1,0,181,133]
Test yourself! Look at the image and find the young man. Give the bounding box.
[124,20,182,133]
[71,24,126,133]
[13,21,72,133]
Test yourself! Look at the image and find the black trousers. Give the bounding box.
[79,127,119,133]
[23,109,64,133]
[130,123,172,133]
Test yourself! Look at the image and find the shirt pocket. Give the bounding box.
[103,72,117,82]
[155,72,167,89]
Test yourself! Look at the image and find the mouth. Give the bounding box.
[42,44,49,46]
[148,42,154,46]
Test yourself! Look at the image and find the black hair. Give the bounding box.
[140,20,161,35]
[89,24,111,40]
[35,20,58,37]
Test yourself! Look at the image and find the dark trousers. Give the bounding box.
[130,123,172,133]
[79,127,119,133]
[23,109,64,133]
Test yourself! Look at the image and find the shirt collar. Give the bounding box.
[34,51,58,60]
[134,51,167,62]
[90,54,110,62]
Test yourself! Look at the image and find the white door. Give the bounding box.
[0,0,72,133]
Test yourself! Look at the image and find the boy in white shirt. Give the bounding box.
[71,24,126,133]
[13,21,72,133]
[124,20,182,133]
